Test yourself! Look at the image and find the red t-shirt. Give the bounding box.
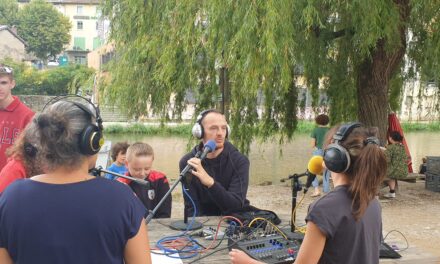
[0,96,34,170]
[0,158,26,193]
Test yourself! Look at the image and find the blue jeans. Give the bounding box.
[311,149,331,193]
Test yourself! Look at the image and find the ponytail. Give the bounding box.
[349,139,387,220]
[338,127,387,221]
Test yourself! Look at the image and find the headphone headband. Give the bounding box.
[192,109,230,139]
[43,94,104,155]
[324,122,362,173]
[333,122,362,143]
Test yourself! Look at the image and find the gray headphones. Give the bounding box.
[191,109,231,139]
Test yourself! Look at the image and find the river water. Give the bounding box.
[105,132,439,185]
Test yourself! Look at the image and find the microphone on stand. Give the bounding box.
[147,140,217,225]
[89,166,150,187]
[280,155,324,238]
[303,155,324,194]
[279,155,323,189]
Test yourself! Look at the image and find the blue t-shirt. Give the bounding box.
[0,177,147,264]
[105,163,128,180]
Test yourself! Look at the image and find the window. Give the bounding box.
[93,37,102,50]
[77,21,83,30]
[74,56,87,65]
[77,5,83,14]
[73,37,86,50]
[96,7,102,17]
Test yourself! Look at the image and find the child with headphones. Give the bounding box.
[0,99,151,263]
[118,142,172,218]
[230,123,387,264]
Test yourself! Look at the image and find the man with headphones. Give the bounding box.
[179,109,250,216]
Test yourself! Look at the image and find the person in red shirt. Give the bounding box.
[0,65,34,170]
[0,128,41,193]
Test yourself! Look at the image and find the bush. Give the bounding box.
[0,59,94,95]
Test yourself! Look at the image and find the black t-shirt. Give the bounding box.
[306,185,382,264]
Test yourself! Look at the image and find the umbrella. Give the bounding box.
[388,112,413,173]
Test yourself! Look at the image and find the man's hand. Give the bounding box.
[187,157,215,188]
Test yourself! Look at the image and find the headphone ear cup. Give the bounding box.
[323,144,351,173]
[79,125,103,155]
[192,123,203,139]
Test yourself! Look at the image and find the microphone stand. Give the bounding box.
[167,180,203,231]
[280,172,308,241]
[90,166,150,187]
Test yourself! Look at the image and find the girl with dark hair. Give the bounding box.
[230,124,387,264]
[384,131,408,198]
[0,101,151,264]
[0,127,42,193]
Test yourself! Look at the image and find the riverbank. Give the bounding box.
[103,120,440,136]
[169,180,440,258]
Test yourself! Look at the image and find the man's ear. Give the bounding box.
[11,79,16,89]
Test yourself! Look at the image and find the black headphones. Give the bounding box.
[43,95,104,155]
[323,122,362,173]
[191,109,231,139]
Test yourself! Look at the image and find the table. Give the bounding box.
[147,217,440,264]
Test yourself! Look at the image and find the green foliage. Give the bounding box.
[102,0,440,153]
[16,0,71,61]
[1,59,94,95]
[0,0,19,25]
[104,123,193,136]
[401,122,440,132]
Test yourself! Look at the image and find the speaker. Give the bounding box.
[43,95,104,155]
[323,122,361,173]
[191,109,230,139]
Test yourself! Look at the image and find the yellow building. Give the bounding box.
[47,0,103,65]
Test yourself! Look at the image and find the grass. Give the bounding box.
[103,121,440,136]
[103,123,193,136]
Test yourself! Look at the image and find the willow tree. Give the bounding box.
[102,0,440,152]
[294,0,440,141]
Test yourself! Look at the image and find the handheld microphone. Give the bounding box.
[303,155,324,193]
[181,140,217,179]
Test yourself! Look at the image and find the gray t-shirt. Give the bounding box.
[306,185,382,264]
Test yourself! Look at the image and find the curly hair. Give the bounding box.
[315,114,330,126]
[25,101,98,172]
[5,127,41,177]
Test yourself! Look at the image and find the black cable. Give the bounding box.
[383,229,409,252]
[188,218,267,263]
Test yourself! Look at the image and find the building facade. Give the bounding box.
[47,0,103,65]
[0,25,28,62]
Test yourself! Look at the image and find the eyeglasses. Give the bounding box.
[0,66,13,74]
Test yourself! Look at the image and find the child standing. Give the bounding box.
[310,114,330,197]
[105,142,130,180]
[118,142,171,218]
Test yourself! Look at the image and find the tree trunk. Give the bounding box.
[356,0,409,143]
